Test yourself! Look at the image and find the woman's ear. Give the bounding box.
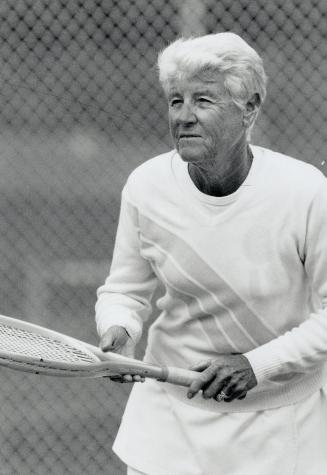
[243,93,261,127]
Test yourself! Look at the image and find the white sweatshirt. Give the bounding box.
[96,145,327,412]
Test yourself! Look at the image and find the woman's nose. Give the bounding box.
[177,103,197,125]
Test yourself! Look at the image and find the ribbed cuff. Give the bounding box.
[244,345,284,384]
[95,305,142,343]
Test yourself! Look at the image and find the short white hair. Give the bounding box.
[158,32,267,110]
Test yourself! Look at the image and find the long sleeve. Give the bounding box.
[94,149,327,410]
[95,186,158,343]
[245,179,327,384]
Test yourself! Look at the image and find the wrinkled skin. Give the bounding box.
[100,325,145,383]
[187,354,257,402]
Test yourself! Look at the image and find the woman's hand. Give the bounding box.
[187,354,257,402]
[100,325,144,383]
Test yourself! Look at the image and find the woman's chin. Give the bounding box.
[177,145,204,163]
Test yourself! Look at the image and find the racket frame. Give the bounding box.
[0,314,199,387]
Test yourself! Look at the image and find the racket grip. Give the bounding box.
[164,366,201,387]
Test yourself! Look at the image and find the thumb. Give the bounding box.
[189,359,212,372]
[120,337,136,359]
[100,326,129,353]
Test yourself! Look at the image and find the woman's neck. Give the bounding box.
[188,145,253,197]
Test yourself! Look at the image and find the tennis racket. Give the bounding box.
[0,314,199,387]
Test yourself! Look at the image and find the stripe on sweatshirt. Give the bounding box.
[136,210,279,346]
[154,264,241,353]
[143,236,257,351]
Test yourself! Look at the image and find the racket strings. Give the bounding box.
[0,323,97,364]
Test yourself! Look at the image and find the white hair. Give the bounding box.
[158,32,267,111]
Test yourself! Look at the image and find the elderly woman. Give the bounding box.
[95,33,327,475]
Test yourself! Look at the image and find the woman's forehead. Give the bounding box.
[166,73,226,95]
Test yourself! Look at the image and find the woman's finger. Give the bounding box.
[202,377,228,400]
[188,359,212,372]
[132,375,145,382]
[187,367,217,398]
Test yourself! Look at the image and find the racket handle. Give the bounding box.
[164,366,201,387]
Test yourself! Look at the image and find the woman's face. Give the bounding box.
[167,73,246,167]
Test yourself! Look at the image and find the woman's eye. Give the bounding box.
[170,98,182,107]
[198,97,211,103]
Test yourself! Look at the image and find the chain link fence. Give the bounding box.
[0,0,326,473]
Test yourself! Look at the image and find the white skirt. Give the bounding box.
[114,380,327,475]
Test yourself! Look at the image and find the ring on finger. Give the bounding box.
[216,390,228,402]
